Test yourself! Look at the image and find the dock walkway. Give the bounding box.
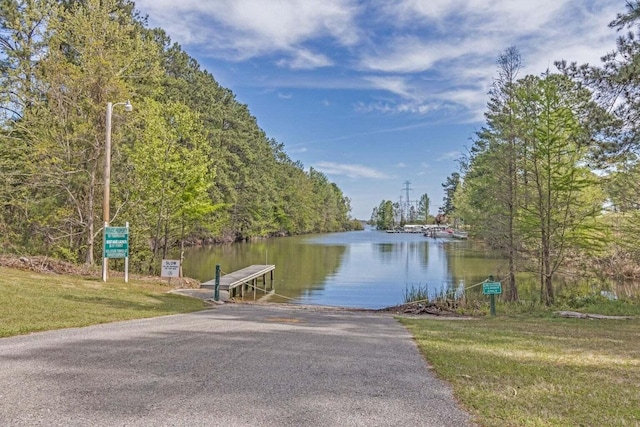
[201,264,275,298]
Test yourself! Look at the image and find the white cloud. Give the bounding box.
[288,147,308,154]
[359,0,571,76]
[135,0,360,65]
[437,151,462,161]
[277,49,334,69]
[135,0,623,121]
[354,100,454,116]
[314,162,391,179]
[353,102,395,114]
[362,76,415,99]
[355,0,621,119]
[378,0,569,33]
[358,37,445,74]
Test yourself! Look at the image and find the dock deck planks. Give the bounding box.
[201,264,275,297]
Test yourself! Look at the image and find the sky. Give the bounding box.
[133,0,624,219]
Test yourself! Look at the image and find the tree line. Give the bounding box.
[451,3,640,305]
[0,0,360,274]
[370,193,432,230]
[369,172,464,230]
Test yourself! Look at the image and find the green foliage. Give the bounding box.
[417,193,430,224]
[515,74,607,304]
[0,0,356,271]
[458,69,610,306]
[372,200,395,230]
[120,99,219,271]
[549,3,640,287]
[347,218,364,230]
[440,172,459,215]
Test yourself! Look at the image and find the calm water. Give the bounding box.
[179,227,504,309]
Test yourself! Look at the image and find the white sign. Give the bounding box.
[161,259,180,278]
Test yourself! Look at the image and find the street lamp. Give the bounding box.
[103,100,133,282]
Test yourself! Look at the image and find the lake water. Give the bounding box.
[179,227,505,309]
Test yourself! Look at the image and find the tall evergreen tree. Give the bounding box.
[374,200,394,230]
[514,73,605,304]
[441,172,460,216]
[473,46,523,301]
[417,193,430,224]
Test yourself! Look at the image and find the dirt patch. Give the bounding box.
[0,255,200,289]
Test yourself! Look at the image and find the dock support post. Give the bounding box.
[214,265,220,301]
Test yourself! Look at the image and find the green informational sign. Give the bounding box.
[104,226,129,259]
[483,281,502,295]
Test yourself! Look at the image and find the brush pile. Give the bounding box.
[379,300,460,316]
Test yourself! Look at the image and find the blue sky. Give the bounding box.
[133,0,622,219]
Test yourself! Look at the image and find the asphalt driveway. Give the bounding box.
[0,304,473,426]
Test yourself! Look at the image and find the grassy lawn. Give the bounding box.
[0,266,207,337]
[400,315,640,427]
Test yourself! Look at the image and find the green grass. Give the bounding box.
[399,315,640,427]
[0,267,207,337]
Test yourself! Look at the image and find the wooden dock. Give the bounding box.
[201,265,275,298]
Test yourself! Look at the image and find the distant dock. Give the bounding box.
[201,264,275,298]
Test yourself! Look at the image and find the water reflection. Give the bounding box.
[179,228,504,309]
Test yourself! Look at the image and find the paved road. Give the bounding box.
[0,304,473,426]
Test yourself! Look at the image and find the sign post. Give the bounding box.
[103,224,130,282]
[482,276,502,316]
[124,222,129,283]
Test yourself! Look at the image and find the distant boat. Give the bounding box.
[423,226,453,239]
[402,224,426,233]
[384,225,426,233]
[452,230,468,239]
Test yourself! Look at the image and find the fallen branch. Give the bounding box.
[554,311,634,320]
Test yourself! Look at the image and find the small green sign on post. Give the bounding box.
[483,276,502,316]
[482,281,502,295]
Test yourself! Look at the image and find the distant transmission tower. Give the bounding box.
[402,180,413,221]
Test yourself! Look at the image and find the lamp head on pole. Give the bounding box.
[124,100,133,112]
